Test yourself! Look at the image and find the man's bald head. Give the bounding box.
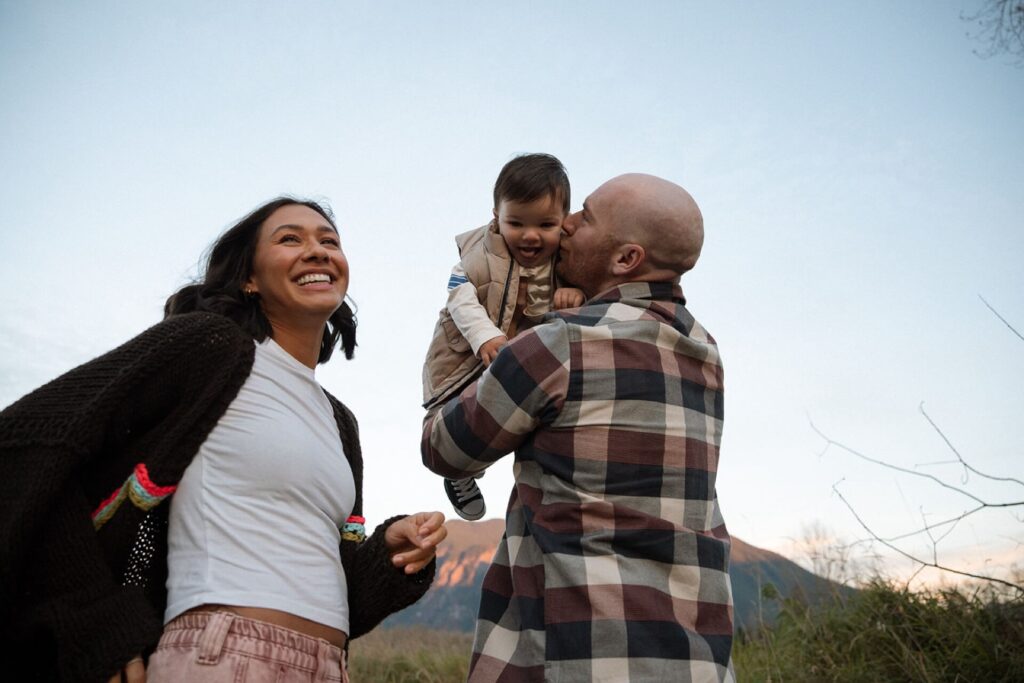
[599,173,704,276]
[558,173,704,296]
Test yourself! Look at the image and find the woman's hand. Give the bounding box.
[106,655,145,683]
[385,511,447,575]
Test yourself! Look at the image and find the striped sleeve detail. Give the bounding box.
[447,273,469,290]
[342,514,366,542]
[91,463,177,530]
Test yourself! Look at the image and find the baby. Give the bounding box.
[421,153,583,520]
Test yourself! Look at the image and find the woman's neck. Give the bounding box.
[267,321,323,369]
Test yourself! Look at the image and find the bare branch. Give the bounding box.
[979,294,1024,341]
[810,418,1023,509]
[816,409,1023,591]
[833,483,1023,592]
[963,0,1024,63]
[919,401,1024,486]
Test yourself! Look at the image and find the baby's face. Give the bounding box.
[495,194,565,268]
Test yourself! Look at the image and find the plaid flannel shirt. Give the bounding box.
[423,282,734,682]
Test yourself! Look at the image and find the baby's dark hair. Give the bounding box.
[492,153,570,213]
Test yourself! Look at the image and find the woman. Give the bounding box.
[0,197,445,682]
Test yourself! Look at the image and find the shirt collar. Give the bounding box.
[589,281,686,307]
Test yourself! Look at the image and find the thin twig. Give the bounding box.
[922,507,939,563]
[979,294,1024,341]
[919,402,1024,486]
[880,505,985,543]
[930,507,960,546]
[914,459,961,468]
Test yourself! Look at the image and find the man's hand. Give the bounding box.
[478,335,508,366]
[553,287,585,310]
[385,511,448,575]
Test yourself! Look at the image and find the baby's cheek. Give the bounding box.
[542,235,562,256]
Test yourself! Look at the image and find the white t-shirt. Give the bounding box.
[165,338,356,632]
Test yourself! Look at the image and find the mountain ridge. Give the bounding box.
[384,519,849,633]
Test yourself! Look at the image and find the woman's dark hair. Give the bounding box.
[165,196,357,363]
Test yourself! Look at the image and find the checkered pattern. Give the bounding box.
[423,282,734,682]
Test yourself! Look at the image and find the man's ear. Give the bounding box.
[610,243,646,277]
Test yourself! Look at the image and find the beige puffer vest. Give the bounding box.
[421,222,525,409]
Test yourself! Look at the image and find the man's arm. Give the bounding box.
[421,320,570,478]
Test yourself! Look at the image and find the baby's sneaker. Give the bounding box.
[444,477,486,521]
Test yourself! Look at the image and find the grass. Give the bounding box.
[348,627,473,683]
[734,580,1024,682]
[349,582,1024,682]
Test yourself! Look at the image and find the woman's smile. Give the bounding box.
[246,204,350,324]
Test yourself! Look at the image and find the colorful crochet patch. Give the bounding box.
[342,515,366,543]
[92,463,177,530]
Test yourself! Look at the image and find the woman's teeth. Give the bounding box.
[297,273,331,285]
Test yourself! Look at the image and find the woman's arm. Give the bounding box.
[10,482,163,681]
[325,394,445,639]
[0,312,254,681]
[340,514,444,640]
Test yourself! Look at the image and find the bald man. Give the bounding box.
[423,174,734,682]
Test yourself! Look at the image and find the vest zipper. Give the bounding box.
[495,259,515,330]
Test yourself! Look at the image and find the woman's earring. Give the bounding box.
[244,287,256,298]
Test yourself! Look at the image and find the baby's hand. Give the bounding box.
[553,287,585,310]
[478,335,508,367]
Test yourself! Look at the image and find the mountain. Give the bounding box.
[383,519,850,633]
[729,536,854,631]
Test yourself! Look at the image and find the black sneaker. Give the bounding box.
[444,477,486,521]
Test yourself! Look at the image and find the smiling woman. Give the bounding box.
[165,198,357,367]
[0,196,447,683]
[244,205,351,365]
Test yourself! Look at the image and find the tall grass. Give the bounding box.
[350,584,1024,682]
[734,580,1024,682]
[348,627,472,683]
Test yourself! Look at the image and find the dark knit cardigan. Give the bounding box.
[0,311,434,682]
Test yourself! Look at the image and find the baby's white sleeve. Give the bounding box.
[446,262,504,355]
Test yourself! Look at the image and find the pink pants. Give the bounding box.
[147,611,348,683]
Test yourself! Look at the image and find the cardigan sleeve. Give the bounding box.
[0,312,255,681]
[12,480,165,681]
[341,517,436,640]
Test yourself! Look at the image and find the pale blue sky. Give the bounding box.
[2,1,1021,584]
